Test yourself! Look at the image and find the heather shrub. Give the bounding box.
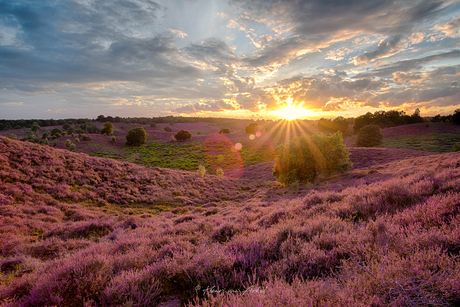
[174,129,192,142]
[101,268,162,307]
[219,128,232,134]
[125,127,148,146]
[164,126,172,132]
[7,133,17,140]
[356,125,383,147]
[273,132,352,184]
[101,122,114,135]
[452,142,460,152]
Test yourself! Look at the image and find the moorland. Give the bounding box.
[1,116,460,306]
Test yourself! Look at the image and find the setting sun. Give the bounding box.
[269,99,315,120]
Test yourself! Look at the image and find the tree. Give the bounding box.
[356,125,383,147]
[100,122,114,134]
[164,126,172,132]
[125,127,148,146]
[174,129,192,141]
[245,122,258,134]
[273,132,352,184]
[218,128,232,134]
[453,109,460,125]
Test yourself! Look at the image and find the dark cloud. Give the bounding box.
[354,35,407,65]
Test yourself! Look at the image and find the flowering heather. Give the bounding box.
[0,136,460,306]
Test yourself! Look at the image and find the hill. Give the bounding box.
[0,136,460,306]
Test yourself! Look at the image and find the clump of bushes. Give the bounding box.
[174,130,192,142]
[81,135,92,141]
[164,126,172,132]
[198,164,206,177]
[86,123,99,134]
[452,142,460,152]
[126,127,148,146]
[7,134,17,140]
[100,122,114,135]
[245,122,258,134]
[219,128,232,134]
[356,125,383,147]
[273,132,352,184]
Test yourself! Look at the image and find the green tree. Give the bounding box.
[101,122,114,134]
[273,132,352,184]
[356,125,383,147]
[126,127,148,146]
[174,130,192,141]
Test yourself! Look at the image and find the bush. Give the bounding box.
[7,133,17,140]
[198,164,206,177]
[75,128,85,134]
[126,127,148,146]
[150,123,156,128]
[174,130,192,142]
[452,142,460,152]
[111,136,116,143]
[216,167,224,178]
[273,132,352,184]
[65,139,72,148]
[67,127,75,135]
[219,128,232,134]
[51,128,62,136]
[42,132,48,139]
[69,144,76,151]
[82,135,92,141]
[245,122,258,134]
[164,126,172,132]
[75,138,80,144]
[101,122,114,135]
[62,123,71,131]
[356,125,383,147]
[86,124,99,134]
[31,124,40,132]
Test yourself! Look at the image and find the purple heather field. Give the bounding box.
[0,121,460,306]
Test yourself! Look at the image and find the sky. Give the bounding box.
[1,0,460,120]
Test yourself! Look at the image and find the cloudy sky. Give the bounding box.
[1,0,460,120]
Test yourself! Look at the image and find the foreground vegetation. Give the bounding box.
[1,135,460,306]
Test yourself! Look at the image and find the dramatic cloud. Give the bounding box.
[0,0,459,119]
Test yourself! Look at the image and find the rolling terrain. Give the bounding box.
[0,121,460,306]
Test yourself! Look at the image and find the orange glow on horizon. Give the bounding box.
[269,98,317,120]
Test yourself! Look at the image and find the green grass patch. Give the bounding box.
[379,133,460,152]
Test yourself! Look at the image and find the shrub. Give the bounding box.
[216,167,224,178]
[111,136,116,143]
[86,124,98,134]
[452,142,460,152]
[273,132,352,184]
[67,127,75,135]
[126,127,148,146]
[75,138,80,144]
[50,128,62,136]
[69,144,76,151]
[245,122,258,133]
[65,139,72,148]
[82,135,92,141]
[219,128,232,134]
[7,133,17,140]
[150,123,156,128]
[174,130,192,142]
[356,125,383,147]
[42,132,48,139]
[164,126,172,132]
[31,124,40,132]
[170,135,175,142]
[75,128,85,134]
[62,123,71,131]
[27,132,36,139]
[101,122,114,135]
[198,164,206,177]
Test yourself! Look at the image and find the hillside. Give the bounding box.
[1,136,460,306]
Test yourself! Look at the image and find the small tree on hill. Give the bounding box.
[174,130,192,142]
[356,125,383,147]
[273,132,352,184]
[101,122,114,135]
[126,127,148,146]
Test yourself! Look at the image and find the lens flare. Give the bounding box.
[203,133,244,179]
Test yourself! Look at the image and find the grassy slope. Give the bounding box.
[1,135,460,306]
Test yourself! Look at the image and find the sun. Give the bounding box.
[269,99,314,120]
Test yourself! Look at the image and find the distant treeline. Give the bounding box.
[95,115,271,126]
[353,109,424,133]
[0,118,91,131]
